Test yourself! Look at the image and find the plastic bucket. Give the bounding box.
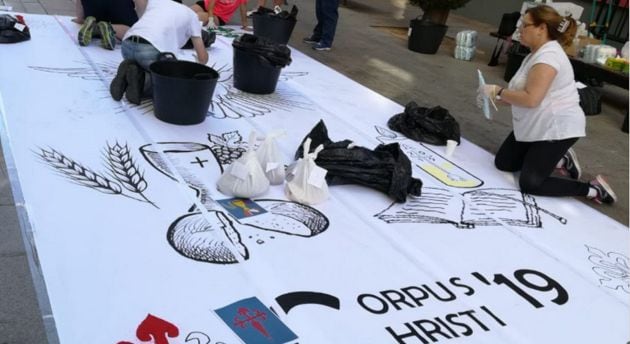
[233,48,282,94]
[408,19,448,54]
[149,60,219,125]
[252,14,296,45]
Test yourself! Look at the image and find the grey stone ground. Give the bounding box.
[0,0,628,342]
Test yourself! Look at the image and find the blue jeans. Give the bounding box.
[121,40,160,71]
[312,0,339,47]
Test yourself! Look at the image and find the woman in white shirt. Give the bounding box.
[480,5,617,204]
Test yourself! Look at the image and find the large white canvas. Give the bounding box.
[0,13,628,344]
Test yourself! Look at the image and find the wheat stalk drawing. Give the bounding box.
[37,145,158,208]
[38,148,123,194]
[105,142,158,208]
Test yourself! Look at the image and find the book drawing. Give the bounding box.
[375,187,566,229]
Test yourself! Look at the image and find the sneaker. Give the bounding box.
[77,16,96,46]
[589,175,617,205]
[312,42,331,51]
[97,21,116,50]
[302,36,319,44]
[125,62,145,105]
[110,60,134,101]
[558,148,582,179]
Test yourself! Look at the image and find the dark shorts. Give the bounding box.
[194,1,226,25]
[81,0,138,27]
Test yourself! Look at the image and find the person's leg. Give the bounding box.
[316,0,339,48]
[494,131,530,172]
[312,0,323,40]
[518,138,591,197]
[111,24,129,40]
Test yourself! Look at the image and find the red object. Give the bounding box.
[15,15,25,24]
[135,314,180,344]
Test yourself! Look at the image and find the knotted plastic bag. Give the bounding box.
[256,130,286,185]
[285,138,328,205]
[217,132,270,198]
[388,101,461,146]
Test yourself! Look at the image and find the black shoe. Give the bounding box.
[78,16,96,46]
[589,175,617,205]
[110,60,134,101]
[302,36,319,44]
[125,63,145,105]
[560,148,581,179]
[97,21,116,50]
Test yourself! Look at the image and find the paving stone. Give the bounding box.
[22,2,46,14]
[0,206,25,256]
[0,255,48,344]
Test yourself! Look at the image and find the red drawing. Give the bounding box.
[117,314,180,344]
[234,307,270,338]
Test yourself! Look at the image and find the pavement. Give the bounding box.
[0,0,627,343]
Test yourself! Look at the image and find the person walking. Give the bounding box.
[302,0,339,51]
[478,5,617,204]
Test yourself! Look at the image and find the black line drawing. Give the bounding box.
[375,126,484,188]
[28,61,312,119]
[37,143,158,208]
[208,131,247,166]
[586,245,630,294]
[375,187,566,228]
[105,142,157,208]
[275,291,341,314]
[140,140,329,264]
[185,332,215,344]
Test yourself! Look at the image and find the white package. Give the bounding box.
[217,131,270,198]
[256,130,286,185]
[285,138,329,205]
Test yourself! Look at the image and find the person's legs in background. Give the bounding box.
[112,39,160,104]
[303,0,323,44]
[313,0,339,50]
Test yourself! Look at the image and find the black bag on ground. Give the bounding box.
[295,121,422,203]
[388,101,461,146]
[232,33,292,67]
[577,86,602,116]
[182,30,216,49]
[0,14,30,44]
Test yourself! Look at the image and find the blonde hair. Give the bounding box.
[525,5,577,47]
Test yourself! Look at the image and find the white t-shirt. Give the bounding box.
[124,0,202,54]
[508,40,585,142]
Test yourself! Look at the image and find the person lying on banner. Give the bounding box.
[74,0,138,50]
[190,0,250,30]
[478,5,617,205]
[109,0,209,105]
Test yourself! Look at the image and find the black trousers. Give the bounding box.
[495,132,590,197]
[81,0,138,27]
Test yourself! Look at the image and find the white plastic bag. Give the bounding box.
[256,130,286,185]
[217,131,270,198]
[285,138,328,205]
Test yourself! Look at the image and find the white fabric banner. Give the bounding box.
[0,13,628,344]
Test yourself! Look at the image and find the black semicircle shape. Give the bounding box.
[275,291,341,314]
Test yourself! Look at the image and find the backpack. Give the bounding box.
[0,14,31,44]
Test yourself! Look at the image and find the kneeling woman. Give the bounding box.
[480,5,616,204]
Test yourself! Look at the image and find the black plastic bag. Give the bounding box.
[232,33,292,67]
[577,86,602,116]
[254,5,298,21]
[0,14,30,44]
[182,30,216,49]
[388,101,461,146]
[295,121,422,203]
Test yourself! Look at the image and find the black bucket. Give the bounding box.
[408,19,448,54]
[233,48,282,94]
[252,13,296,45]
[149,60,219,125]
